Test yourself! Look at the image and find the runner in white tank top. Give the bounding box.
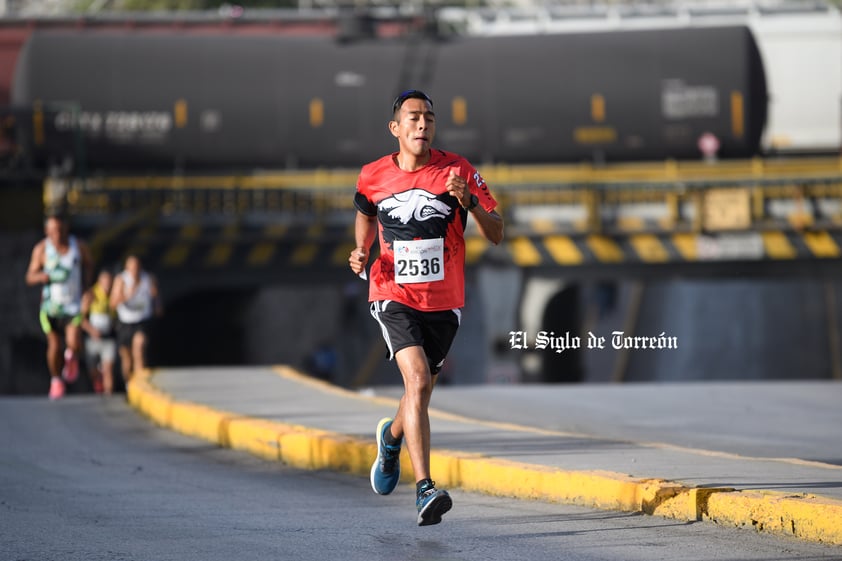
[116,269,154,325]
[110,255,162,382]
[25,215,93,400]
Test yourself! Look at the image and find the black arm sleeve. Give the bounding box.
[354,191,377,216]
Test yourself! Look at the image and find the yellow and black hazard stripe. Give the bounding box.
[83,217,842,272]
[500,230,842,267]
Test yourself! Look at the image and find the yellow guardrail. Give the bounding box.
[74,156,842,191]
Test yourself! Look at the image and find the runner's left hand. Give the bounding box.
[445,169,469,208]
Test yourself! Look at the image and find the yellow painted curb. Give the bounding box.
[127,370,842,547]
[706,490,842,545]
[127,369,173,426]
[227,417,287,462]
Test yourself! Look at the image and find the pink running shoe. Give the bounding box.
[62,348,79,383]
[49,377,65,400]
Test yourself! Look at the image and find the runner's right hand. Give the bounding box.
[349,247,367,275]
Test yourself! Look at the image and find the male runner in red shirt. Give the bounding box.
[349,90,504,526]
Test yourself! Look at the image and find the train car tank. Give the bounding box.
[10,25,766,171]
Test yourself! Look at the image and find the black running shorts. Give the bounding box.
[370,300,461,375]
[117,320,151,348]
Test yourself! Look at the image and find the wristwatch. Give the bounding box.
[463,194,479,211]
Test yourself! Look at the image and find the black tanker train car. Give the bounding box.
[9,25,766,171]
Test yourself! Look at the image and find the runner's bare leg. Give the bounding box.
[391,345,433,482]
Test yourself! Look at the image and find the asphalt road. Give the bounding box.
[1,396,838,561]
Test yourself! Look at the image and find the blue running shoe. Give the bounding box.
[370,417,401,495]
[416,481,452,526]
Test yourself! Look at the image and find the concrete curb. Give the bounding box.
[127,369,842,546]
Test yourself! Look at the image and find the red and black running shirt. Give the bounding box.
[354,149,498,311]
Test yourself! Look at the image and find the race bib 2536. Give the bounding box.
[393,238,444,284]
